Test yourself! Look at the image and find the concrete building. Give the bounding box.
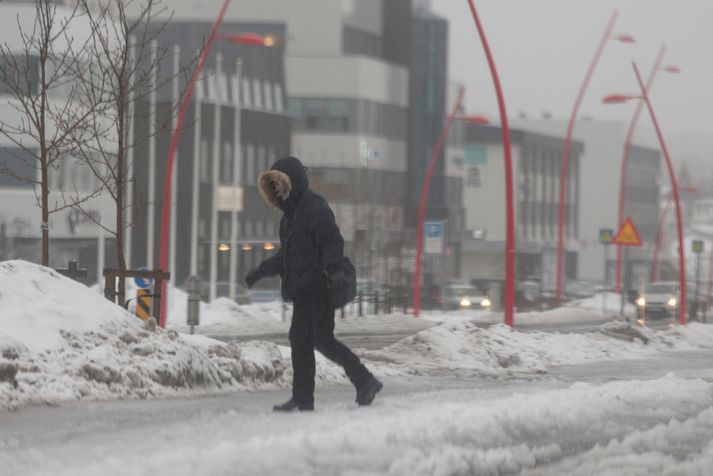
[127,20,291,299]
[511,118,661,289]
[457,124,583,296]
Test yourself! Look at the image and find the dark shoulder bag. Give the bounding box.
[327,256,357,309]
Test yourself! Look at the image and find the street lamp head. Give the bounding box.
[611,33,636,44]
[220,32,272,46]
[602,93,635,104]
[463,115,490,125]
[662,65,681,74]
[453,115,490,125]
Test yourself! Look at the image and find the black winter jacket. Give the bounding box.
[255,157,344,301]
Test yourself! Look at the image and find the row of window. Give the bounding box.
[288,97,408,141]
[198,139,282,187]
[197,216,277,241]
[198,72,285,114]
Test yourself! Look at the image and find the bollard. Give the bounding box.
[375,291,380,315]
[358,292,363,317]
[185,275,202,335]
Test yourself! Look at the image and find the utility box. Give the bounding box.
[185,275,202,331]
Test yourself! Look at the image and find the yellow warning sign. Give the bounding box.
[135,288,152,321]
[613,217,643,246]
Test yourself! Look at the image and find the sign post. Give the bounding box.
[599,228,614,315]
[693,240,704,322]
[423,221,445,255]
[613,217,643,320]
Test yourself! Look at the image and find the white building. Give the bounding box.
[511,118,661,287]
[0,3,116,281]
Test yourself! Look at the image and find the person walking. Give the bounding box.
[245,156,383,412]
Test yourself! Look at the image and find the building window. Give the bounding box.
[241,77,252,108]
[274,83,284,112]
[221,142,233,184]
[264,81,273,112]
[245,144,255,185]
[200,140,210,183]
[252,79,262,109]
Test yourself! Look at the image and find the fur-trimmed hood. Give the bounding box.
[258,156,309,214]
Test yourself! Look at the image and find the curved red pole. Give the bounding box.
[633,62,687,325]
[466,0,515,327]
[556,10,618,303]
[650,196,672,282]
[412,87,465,317]
[158,0,231,328]
[615,45,666,292]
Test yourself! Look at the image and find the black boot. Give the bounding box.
[356,376,383,406]
[273,398,314,412]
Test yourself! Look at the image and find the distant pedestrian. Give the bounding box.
[245,156,382,412]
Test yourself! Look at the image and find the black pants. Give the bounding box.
[289,288,372,405]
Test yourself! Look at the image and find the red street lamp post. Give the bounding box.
[157,0,272,327]
[602,62,687,325]
[614,45,680,292]
[650,196,673,282]
[556,10,635,303]
[411,85,490,317]
[466,0,515,327]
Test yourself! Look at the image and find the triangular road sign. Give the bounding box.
[613,217,643,246]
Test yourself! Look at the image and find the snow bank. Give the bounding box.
[361,319,696,378]
[0,261,287,410]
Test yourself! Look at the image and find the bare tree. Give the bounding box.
[0,1,101,266]
[71,0,185,302]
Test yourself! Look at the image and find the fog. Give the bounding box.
[433,0,713,177]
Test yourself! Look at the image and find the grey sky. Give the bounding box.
[431,0,713,170]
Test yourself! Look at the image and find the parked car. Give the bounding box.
[356,278,383,295]
[565,280,597,300]
[441,281,491,311]
[635,281,686,320]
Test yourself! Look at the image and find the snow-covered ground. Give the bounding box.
[6,260,713,474]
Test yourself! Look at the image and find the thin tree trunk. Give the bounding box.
[41,158,49,266]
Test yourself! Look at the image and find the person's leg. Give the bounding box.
[314,298,372,389]
[286,298,316,408]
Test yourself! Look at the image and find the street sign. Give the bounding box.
[135,289,151,321]
[693,240,705,254]
[424,221,445,255]
[134,267,154,289]
[613,217,643,246]
[599,228,614,245]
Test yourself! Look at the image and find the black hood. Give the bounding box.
[258,156,309,215]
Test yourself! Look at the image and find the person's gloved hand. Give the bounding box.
[245,267,264,289]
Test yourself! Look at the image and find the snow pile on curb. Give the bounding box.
[362,321,663,377]
[0,261,287,410]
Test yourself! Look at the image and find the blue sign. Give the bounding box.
[424,221,445,255]
[134,267,154,289]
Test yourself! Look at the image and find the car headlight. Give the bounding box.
[480,297,492,308]
[636,297,646,307]
[667,297,677,307]
[460,298,471,307]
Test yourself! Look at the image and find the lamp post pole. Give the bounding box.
[631,62,687,325]
[615,45,676,292]
[651,196,673,282]
[158,0,231,327]
[556,10,634,303]
[466,0,515,327]
[412,86,466,317]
